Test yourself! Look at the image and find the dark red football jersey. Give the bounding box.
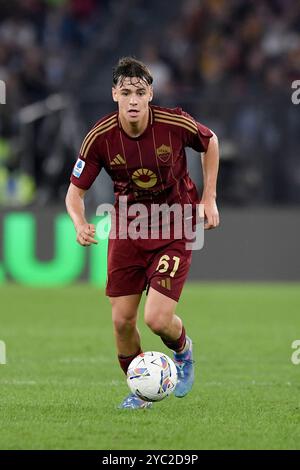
[71,105,213,212]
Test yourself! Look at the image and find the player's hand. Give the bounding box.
[200,197,220,230]
[76,223,98,246]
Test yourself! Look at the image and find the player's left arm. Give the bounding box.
[177,107,220,229]
[201,132,220,230]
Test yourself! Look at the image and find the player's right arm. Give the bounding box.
[66,122,105,246]
[65,183,98,246]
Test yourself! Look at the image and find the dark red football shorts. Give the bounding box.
[106,236,192,302]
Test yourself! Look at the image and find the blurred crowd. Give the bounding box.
[0,0,104,105]
[0,0,106,205]
[0,0,299,206]
[141,0,300,96]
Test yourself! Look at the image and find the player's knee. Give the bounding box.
[112,312,136,336]
[144,309,170,335]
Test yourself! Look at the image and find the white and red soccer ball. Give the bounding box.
[127,351,178,402]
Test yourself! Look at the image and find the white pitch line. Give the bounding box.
[58,357,114,364]
[0,380,37,385]
[204,381,294,387]
[0,379,124,386]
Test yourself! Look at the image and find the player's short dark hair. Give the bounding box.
[112,57,153,87]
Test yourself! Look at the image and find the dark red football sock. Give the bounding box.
[161,326,186,353]
[118,348,142,375]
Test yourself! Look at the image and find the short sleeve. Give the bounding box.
[180,109,213,152]
[70,137,102,190]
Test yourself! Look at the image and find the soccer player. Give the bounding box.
[66,57,219,409]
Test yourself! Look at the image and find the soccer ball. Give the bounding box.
[127,351,178,402]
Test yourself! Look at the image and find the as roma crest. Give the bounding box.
[156,144,171,163]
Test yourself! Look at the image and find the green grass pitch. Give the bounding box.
[0,283,299,450]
